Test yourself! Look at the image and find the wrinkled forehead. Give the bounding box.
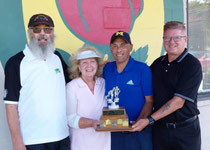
[164,28,186,36]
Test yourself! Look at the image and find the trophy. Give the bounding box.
[96,86,131,132]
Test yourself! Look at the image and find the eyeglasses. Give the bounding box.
[30,27,53,34]
[163,36,186,42]
[110,43,128,50]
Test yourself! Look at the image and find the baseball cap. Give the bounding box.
[110,31,131,44]
[28,13,54,27]
[77,50,101,60]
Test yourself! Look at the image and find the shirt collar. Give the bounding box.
[161,48,188,63]
[113,56,134,74]
[77,77,101,88]
[23,44,54,61]
[23,44,37,61]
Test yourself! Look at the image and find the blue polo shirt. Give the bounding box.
[103,57,153,121]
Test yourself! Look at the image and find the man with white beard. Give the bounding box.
[4,14,70,150]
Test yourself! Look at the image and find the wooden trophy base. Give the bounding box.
[96,126,132,132]
[96,107,132,132]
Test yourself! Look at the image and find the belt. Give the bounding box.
[161,115,198,129]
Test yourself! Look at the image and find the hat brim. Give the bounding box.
[110,35,131,44]
[30,21,54,27]
[77,50,101,60]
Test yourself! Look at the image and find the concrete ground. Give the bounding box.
[198,100,210,150]
[0,100,210,150]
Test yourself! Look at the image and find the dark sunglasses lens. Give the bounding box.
[43,28,52,34]
[32,28,52,34]
[33,28,41,33]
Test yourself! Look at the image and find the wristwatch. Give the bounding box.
[147,116,155,125]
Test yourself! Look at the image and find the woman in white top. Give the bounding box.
[66,46,110,150]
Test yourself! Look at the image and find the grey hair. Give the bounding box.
[164,21,186,34]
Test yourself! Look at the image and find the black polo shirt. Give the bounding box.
[150,49,202,123]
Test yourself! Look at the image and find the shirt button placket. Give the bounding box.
[165,63,170,73]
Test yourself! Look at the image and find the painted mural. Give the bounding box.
[0,0,184,67]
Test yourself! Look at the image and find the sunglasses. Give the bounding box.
[30,27,53,34]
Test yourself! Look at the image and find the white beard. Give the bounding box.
[28,31,55,60]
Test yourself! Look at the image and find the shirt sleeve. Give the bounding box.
[4,57,22,104]
[103,63,108,79]
[66,82,81,128]
[141,64,153,96]
[174,60,202,103]
[54,51,71,84]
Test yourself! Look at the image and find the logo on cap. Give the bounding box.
[110,30,131,44]
[34,15,49,22]
[115,31,124,36]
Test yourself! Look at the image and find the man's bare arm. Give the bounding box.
[137,95,153,119]
[132,96,185,131]
[6,104,26,150]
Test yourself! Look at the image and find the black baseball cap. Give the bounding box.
[110,31,131,44]
[28,13,54,28]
